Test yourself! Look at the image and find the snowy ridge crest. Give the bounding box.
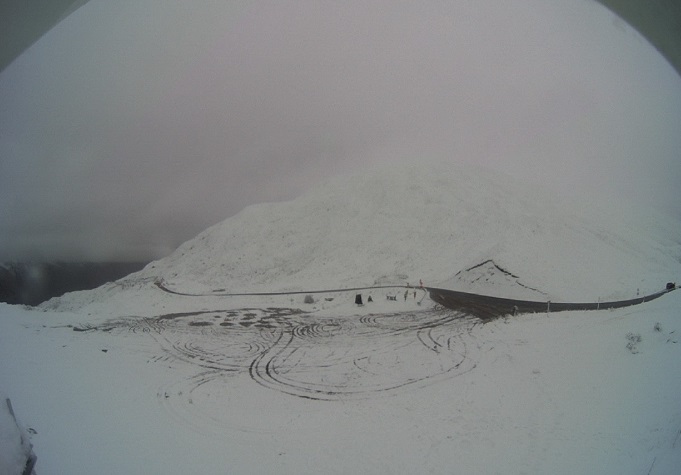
[445,259,548,300]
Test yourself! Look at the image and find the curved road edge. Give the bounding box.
[153,279,677,322]
[154,280,425,298]
[427,285,678,321]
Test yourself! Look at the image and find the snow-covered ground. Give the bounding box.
[2,165,680,474]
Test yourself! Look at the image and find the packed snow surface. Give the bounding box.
[2,164,681,474]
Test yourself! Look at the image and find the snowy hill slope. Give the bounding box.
[9,165,681,475]
[44,164,681,312]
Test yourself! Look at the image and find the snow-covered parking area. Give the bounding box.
[2,289,680,475]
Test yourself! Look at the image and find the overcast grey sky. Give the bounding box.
[1,0,680,262]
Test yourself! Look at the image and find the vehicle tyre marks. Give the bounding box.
[100,307,480,405]
[248,309,479,400]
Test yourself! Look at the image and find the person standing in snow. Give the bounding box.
[404,289,408,301]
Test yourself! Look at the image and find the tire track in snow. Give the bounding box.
[91,306,481,433]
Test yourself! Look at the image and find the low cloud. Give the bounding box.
[1,0,679,261]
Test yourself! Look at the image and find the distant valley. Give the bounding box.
[0,262,148,306]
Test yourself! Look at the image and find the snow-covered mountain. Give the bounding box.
[44,164,681,311]
[9,164,681,475]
